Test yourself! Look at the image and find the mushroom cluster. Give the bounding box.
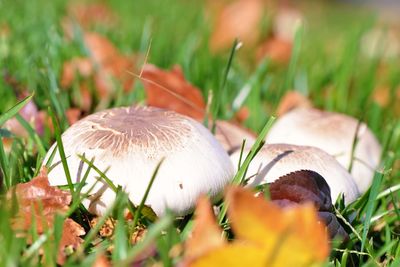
[215,93,381,205]
[44,106,234,216]
[266,107,381,193]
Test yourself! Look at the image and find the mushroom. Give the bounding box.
[214,120,256,154]
[230,144,360,205]
[43,106,234,216]
[266,108,381,193]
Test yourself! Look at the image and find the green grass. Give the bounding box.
[0,0,400,266]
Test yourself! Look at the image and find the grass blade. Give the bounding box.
[218,116,275,224]
[361,170,384,252]
[0,94,33,127]
[132,158,164,228]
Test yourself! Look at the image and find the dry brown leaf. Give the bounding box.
[234,106,250,123]
[62,2,117,40]
[68,2,116,29]
[131,226,148,244]
[9,169,85,265]
[256,37,292,64]
[269,170,348,240]
[92,254,111,267]
[373,86,390,107]
[66,108,83,125]
[276,90,312,116]
[210,0,265,51]
[60,58,93,88]
[60,32,136,109]
[269,170,332,211]
[141,64,206,121]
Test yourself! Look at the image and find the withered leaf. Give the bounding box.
[210,0,265,51]
[60,32,136,109]
[184,196,225,261]
[270,170,332,211]
[62,2,117,40]
[9,169,85,265]
[256,37,292,64]
[275,90,312,117]
[269,170,349,240]
[183,186,329,267]
[141,64,206,121]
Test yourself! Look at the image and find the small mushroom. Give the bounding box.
[266,108,381,193]
[214,120,256,154]
[43,106,234,216]
[230,144,360,205]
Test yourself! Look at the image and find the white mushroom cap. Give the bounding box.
[214,120,256,153]
[265,108,381,193]
[230,144,360,205]
[43,106,234,216]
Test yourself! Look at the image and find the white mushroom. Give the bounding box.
[230,144,360,204]
[43,106,234,216]
[266,108,381,193]
[214,120,256,153]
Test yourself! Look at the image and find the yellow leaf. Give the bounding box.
[185,196,225,261]
[183,186,329,267]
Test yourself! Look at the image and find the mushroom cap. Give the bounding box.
[265,108,381,193]
[230,144,360,205]
[214,120,256,154]
[43,106,234,216]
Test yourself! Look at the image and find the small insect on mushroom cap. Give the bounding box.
[43,106,234,216]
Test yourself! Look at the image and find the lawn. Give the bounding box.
[0,0,399,266]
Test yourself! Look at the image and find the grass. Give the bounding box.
[0,0,400,266]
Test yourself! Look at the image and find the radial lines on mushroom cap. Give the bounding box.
[65,106,194,159]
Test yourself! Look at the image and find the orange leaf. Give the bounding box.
[225,186,329,265]
[275,91,312,116]
[209,0,266,52]
[141,64,206,121]
[185,196,225,261]
[8,169,85,265]
[60,32,136,108]
[184,186,329,267]
[210,0,265,51]
[256,37,292,64]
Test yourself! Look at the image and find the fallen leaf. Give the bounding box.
[210,0,265,51]
[60,32,136,109]
[184,186,329,267]
[66,108,83,125]
[269,170,348,240]
[269,170,332,211]
[141,64,206,121]
[62,2,117,40]
[8,169,85,265]
[60,57,93,88]
[256,37,292,64]
[372,86,390,108]
[184,196,225,261]
[275,91,312,116]
[234,106,250,123]
[68,2,116,29]
[92,254,111,267]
